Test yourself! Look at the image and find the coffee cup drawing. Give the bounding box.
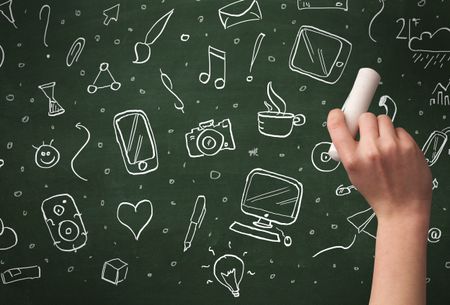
[257,82,306,138]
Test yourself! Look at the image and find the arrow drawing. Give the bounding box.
[103,3,120,26]
[71,122,90,181]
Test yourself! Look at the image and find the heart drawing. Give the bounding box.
[0,218,18,251]
[117,199,153,241]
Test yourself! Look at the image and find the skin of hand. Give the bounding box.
[327,109,432,305]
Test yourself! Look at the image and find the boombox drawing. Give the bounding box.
[41,193,88,252]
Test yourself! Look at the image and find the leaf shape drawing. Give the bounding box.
[144,9,174,45]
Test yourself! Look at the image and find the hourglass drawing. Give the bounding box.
[38,81,65,117]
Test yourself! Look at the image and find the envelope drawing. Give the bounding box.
[218,0,262,30]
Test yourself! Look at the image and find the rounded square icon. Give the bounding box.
[41,193,88,252]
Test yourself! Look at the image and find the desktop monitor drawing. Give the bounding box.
[229,168,303,247]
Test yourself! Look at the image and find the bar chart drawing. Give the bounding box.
[430,79,450,106]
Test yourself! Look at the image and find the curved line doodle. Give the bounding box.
[312,234,357,258]
[159,68,184,113]
[378,95,397,121]
[368,0,385,43]
[0,44,4,68]
[39,4,50,47]
[0,218,18,251]
[71,122,90,181]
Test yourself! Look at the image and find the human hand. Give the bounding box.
[327,109,432,223]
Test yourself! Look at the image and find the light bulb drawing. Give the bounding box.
[213,254,245,298]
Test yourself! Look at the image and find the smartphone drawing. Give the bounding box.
[289,25,352,84]
[422,130,447,167]
[113,109,158,175]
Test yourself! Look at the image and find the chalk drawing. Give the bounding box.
[87,62,121,94]
[312,234,357,258]
[218,0,262,29]
[103,4,120,26]
[133,9,174,64]
[41,193,88,252]
[199,46,227,90]
[1,265,41,284]
[297,0,348,11]
[32,139,60,169]
[70,122,90,182]
[0,218,18,251]
[421,127,450,166]
[257,81,306,138]
[159,68,185,113]
[378,95,397,121]
[0,0,17,29]
[101,258,128,285]
[429,79,450,106]
[311,142,340,172]
[335,184,357,196]
[38,82,65,116]
[185,118,236,158]
[66,37,85,67]
[246,32,265,82]
[39,4,50,47]
[368,0,385,43]
[289,25,352,84]
[113,109,159,175]
[183,195,206,252]
[428,227,441,243]
[229,168,302,247]
[117,199,153,241]
[0,44,4,68]
[213,254,245,297]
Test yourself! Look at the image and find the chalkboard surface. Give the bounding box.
[1,0,449,304]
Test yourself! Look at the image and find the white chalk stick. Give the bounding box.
[328,68,381,161]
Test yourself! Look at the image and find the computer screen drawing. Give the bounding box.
[229,168,303,247]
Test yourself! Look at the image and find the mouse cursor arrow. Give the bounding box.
[103,3,120,26]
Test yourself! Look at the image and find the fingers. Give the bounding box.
[327,109,357,162]
[377,115,397,139]
[358,113,379,140]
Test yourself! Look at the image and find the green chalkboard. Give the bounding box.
[1,0,449,304]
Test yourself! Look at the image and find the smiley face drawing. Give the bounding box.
[33,139,60,169]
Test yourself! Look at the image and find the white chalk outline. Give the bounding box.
[297,0,348,11]
[101,258,128,285]
[183,195,206,252]
[347,207,376,239]
[427,227,442,243]
[258,81,306,138]
[218,0,262,30]
[103,3,120,26]
[311,141,340,172]
[335,184,357,196]
[1,265,41,284]
[39,4,50,47]
[430,79,450,106]
[199,45,227,90]
[66,37,85,67]
[378,95,397,121]
[0,44,4,68]
[213,254,245,297]
[246,32,265,82]
[421,127,450,167]
[87,62,121,94]
[229,168,302,247]
[312,234,356,258]
[132,9,174,64]
[0,218,18,251]
[70,122,90,182]
[41,193,88,252]
[289,25,352,84]
[185,118,236,158]
[38,81,65,116]
[113,109,159,175]
[160,68,185,113]
[368,0,385,43]
[117,199,153,241]
[32,139,60,169]
[0,0,17,29]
